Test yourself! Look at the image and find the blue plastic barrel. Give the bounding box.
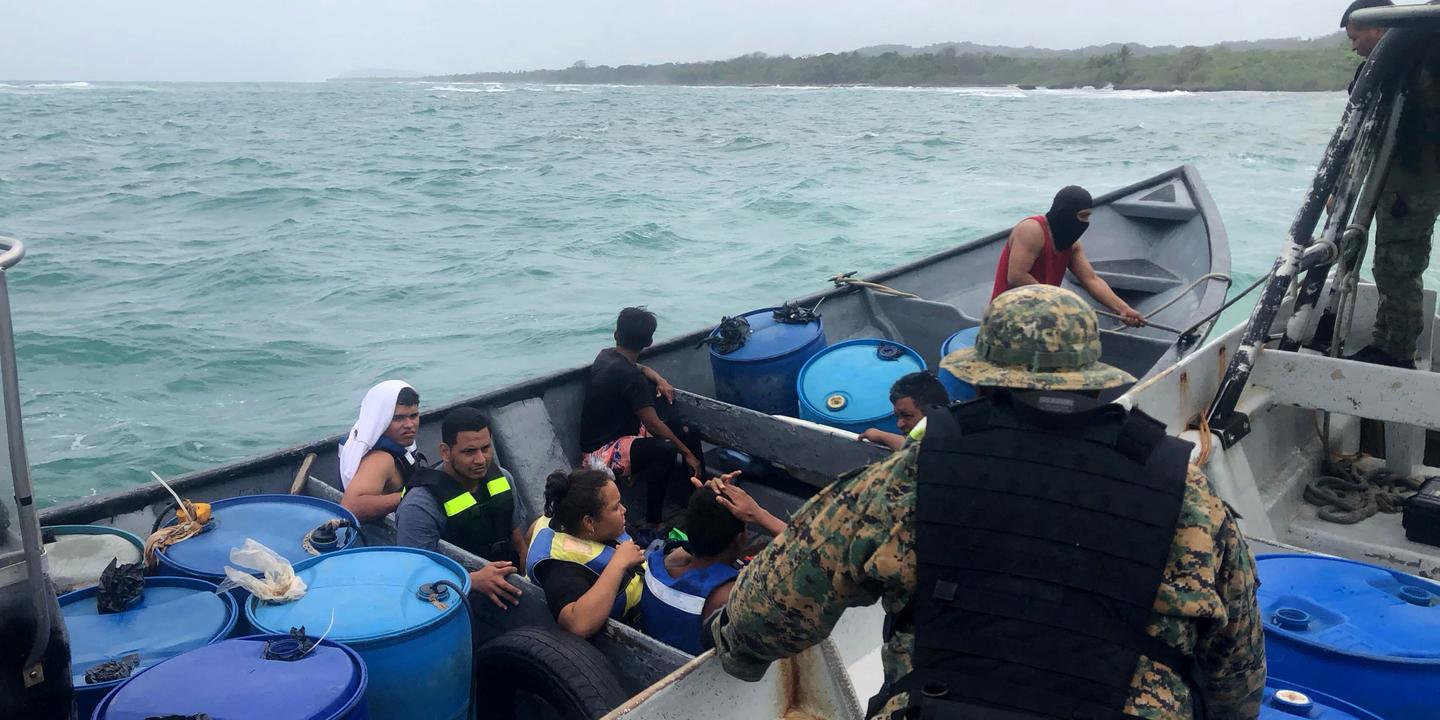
[93,634,368,720]
[247,547,473,720]
[154,494,359,584]
[1259,679,1382,720]
[44,525,146,594]
[1257,554,1440,720]
[709,307,826,417]
[937,327,981,401]
[797,339,926,435]
[60,576,237,720]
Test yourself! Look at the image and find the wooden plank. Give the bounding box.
[1249,350,1440,430]
[674,391,889,486]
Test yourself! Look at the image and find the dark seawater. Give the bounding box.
[0,81,1362,504]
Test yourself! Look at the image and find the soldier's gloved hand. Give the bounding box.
[704,605,772,682]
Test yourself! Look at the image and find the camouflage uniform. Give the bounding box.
[1371,46,1440,362]
[712,287,1266,720]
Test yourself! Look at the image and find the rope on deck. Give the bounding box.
[1302,457,1424,524]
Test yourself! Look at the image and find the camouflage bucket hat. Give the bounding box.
[940,285,1136,391]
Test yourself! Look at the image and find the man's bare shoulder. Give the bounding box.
[1011,217,1046,245]
[349,450,401,492]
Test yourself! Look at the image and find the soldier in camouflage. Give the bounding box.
[710,286,1265,720]
[1341,0,1440,369]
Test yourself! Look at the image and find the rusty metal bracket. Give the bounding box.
[1210,410,1252,449]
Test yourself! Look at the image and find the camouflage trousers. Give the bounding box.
[1372,156,1440,361]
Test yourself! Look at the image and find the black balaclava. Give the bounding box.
[1045,185,1093,251]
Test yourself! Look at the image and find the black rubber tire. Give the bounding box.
[472,626,630,720]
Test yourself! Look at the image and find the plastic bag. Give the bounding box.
[216,538,307,603]
[84,652,139,684]
[96,557,145,614]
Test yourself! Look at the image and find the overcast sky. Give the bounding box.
[2,0,1361,82]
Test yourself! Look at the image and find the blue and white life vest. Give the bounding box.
[639,544,739,655]
[338,435,423,484]
[526,517,644,620]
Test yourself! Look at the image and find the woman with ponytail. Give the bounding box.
[525,465,646,638]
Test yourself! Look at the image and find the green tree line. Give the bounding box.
[431,40,1358,92]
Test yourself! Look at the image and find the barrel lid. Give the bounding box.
[248,547,470,643]
[1262,679,1382,720]
[798,339,926,423]
[95,635,365,720]
[1257,554,1440,662]
[44,525,146,593]
[156,494,357,578]
[60,576,237,690]
[710,307,823,362]
[941,327,981,356]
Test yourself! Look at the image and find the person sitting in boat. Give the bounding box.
[641,474,787,655]
[526,465,646,639]
[339,380,423,523]
[396,407,528,609]
[858,371,951,451]
[580,306,705,539]
[992,185,1147,328]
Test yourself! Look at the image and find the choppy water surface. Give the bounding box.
[0,81,1367,503]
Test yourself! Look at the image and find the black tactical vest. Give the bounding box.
[896,391,1194,720]
[407,466,518,563]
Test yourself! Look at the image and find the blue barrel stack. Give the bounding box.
[937,327,981,401]
[709,307,827,417]
[93,634,368,720]
[61,576,238,719]
[248,547,474,720]
[797,339,926,434]
[1257,554,1440,720]
[153,494,359,584]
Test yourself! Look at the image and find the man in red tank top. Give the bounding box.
[991,185,1146,327]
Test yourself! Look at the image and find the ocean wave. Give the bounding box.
[929,87,1027,98]
[720,135,777,151]
[1031,87,1195,100]
[431,84,512,93]
[31,81,92,89]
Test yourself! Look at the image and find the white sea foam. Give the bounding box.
[1030,86,1195,100]
[31,81,92,89]
[431,84,513,93]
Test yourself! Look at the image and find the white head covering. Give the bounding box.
[338,379,417,489]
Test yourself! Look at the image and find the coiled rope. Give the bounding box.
[1303,457,1424,524]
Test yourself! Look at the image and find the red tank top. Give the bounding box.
[991,215,1075,301]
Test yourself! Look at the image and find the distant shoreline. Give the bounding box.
[330,77,1346,94]
[339,34,1356,94]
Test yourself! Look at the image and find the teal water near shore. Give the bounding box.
[0,81,1382,504]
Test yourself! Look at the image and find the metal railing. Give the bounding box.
[0,235,49,688]
[1204,24,1431,444]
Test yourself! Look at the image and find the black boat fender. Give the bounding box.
[472,626,629,720]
